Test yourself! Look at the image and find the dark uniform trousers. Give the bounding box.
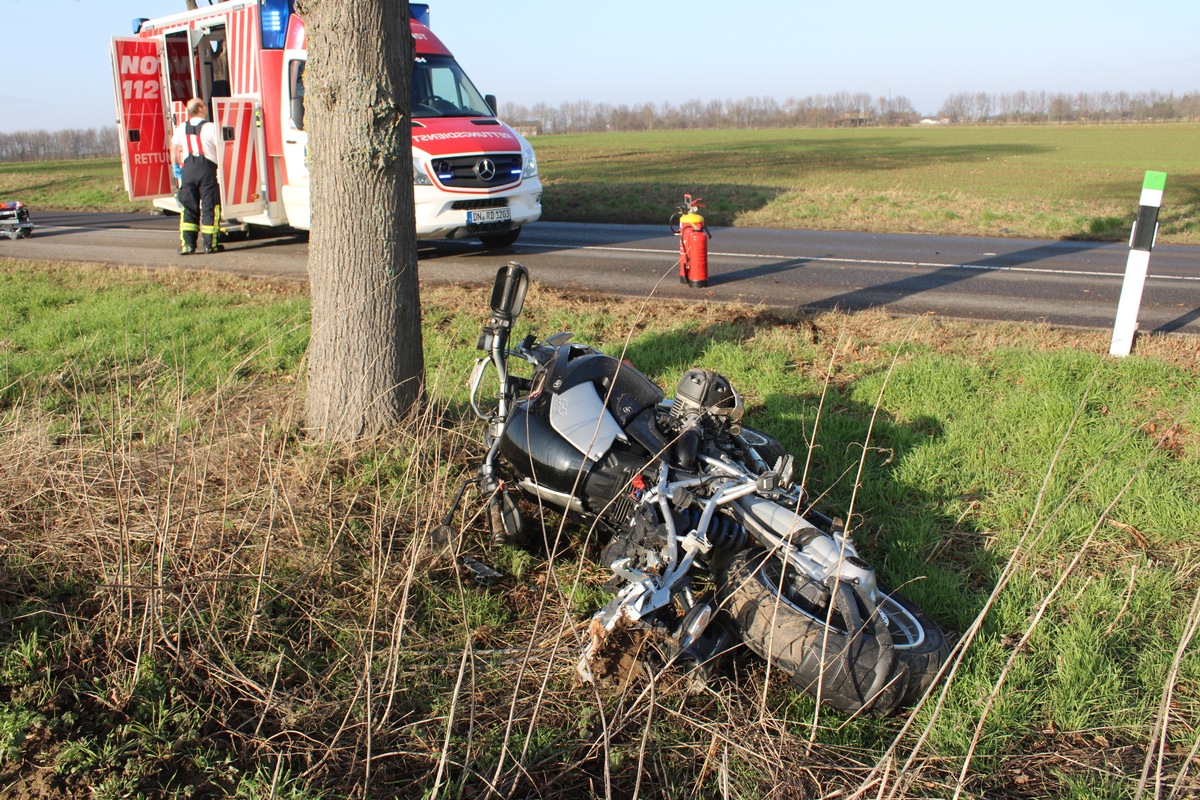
[178,120,221,253]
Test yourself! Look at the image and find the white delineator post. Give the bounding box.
[1110,170,1167,357]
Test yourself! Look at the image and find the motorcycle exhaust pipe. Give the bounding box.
[673,605,734,677]
[676,623,729,681]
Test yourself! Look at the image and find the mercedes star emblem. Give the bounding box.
[474,158,497,181]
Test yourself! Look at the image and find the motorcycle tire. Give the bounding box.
[718,548,948,715]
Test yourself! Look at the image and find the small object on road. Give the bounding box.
[670,193,710,288]
[0,201,34,240]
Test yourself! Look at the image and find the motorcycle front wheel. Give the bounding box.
[718,548,949,714]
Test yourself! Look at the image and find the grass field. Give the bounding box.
[533,125,1200,243]
[0,158,144,214]
[1,259,1198,798]
[2,123,1196,243]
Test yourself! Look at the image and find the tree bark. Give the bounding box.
[298,0,424,441]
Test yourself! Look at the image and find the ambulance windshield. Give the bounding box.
[412,55,493,118]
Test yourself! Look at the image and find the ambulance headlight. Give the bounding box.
[413,157,432,186]
[521,144,538,179]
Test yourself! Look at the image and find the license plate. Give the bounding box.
[467,207,511,225]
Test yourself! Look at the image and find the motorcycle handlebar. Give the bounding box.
[468,329,570,421]
[489,262,529,325]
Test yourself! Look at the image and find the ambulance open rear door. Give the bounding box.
[212,98,267,221]
[111,37,172,201]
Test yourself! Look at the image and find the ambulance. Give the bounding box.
[111,1,541,248]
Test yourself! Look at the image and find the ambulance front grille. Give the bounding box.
[432,154,523,189]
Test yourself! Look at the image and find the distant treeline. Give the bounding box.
[936,89,1199,125]
[2,88,1196,163]
[0,127,119,163]
[503,89,1200,134]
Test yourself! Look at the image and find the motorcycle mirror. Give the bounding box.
[490,262,529,324]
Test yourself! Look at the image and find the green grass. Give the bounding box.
[0,158,145,213]
[0,260,1198,797]
[5,124,1198,243]
[0,262,309,414]
[533,124,1200,242]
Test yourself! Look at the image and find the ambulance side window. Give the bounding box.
[289,60,306,130]
[165,32,194,104]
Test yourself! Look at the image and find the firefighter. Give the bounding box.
[170,98,221,255]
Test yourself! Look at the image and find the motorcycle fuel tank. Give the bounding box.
[499,393,590,498]
[500,387,649,517]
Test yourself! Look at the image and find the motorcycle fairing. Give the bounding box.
[549,382,627,462]
[544,346,665,419]
[537,345,669,463]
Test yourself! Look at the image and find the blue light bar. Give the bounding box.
[260,0,293,50]
[411,4,430,26]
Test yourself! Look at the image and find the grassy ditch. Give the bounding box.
[1,259,1199,798]
[4,124,1197,243]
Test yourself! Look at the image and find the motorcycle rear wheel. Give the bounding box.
[718,548,948,714]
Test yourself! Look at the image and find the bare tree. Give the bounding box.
[297,0,424,441]
[1049,93,1072,124]
[938,92,971,122]
[502,86,1199,133]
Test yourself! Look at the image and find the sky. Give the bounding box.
[1,0,1198,133]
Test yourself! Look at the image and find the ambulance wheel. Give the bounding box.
[479,229,520,250]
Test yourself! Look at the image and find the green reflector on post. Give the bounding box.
[1143,171,1167,192]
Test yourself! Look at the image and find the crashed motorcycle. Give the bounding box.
[461,263,948,714]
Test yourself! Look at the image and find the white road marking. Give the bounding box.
[33,223,1199,284]
[520,242,1199,282]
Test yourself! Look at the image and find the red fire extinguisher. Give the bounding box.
[671,193,710,288]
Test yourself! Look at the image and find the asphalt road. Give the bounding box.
[4,211,1198,334]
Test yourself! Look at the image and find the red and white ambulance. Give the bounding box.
[111,1,541,248]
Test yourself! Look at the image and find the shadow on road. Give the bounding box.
[18,211,171,238]
[707,256,820,285]
[416,222,672,260]
[803,241,1110,313]
[1157,306,1200,334]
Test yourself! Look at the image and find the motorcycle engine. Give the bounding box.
[668,369,744,433]
[600,509,668,575]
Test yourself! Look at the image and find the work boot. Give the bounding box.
[202,234,223,254]
[180,246,195,255]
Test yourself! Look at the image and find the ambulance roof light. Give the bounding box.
[132,17,148,34]
[260,0,294,50]
[411,4,430,27]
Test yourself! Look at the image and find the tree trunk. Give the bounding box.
[298,0,424,441]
